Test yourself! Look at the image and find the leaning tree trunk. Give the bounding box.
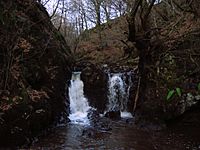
[127,0,156,112]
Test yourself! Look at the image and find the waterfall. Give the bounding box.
[68,72,91,125]
[107,72,133,118]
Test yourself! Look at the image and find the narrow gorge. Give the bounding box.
[0,0,200,149]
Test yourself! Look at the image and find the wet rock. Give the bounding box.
[81,64,108,113]
[82,128,96,137]
[87,109,112,131]
[125,118,134,124]
[177,93,200,116]
[81,64,138,114]
[105,111,121,120]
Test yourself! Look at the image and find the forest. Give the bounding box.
[0,0,200,149]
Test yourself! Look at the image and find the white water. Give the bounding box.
[107,72,133,118]
[107,74,126,111]
[68,72,91,125]
[120,111,133,118]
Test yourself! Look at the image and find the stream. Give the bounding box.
[30,119,200,149]
[31,72,200,150]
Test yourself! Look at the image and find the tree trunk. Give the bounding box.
[127,0,156,112]
[128,0,142,42]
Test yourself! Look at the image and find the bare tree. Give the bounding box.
[126,0,156,112]
[48,0,61,18]
[112,0,126,16]
[87,0,103,26]
[39,0,51,6]
[102,0,112,22]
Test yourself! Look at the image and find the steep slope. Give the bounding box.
[75,1,200,126]
[75,16,138,67]
[0,0,72,147]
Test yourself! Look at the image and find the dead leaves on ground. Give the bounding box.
[27,89,49,102]
[0,95,23,111]
[0,89,50,111]
[18,38,32,53]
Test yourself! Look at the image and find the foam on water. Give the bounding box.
[120,111,133,118]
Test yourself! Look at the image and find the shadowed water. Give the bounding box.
[31,117,200,150]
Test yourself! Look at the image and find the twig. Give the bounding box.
[133,76,141,113]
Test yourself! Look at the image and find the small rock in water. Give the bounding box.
[105,111,120,120]
[126,119,130,124]
[82,128,95,137]
[87,109,112,131]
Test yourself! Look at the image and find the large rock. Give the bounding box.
[81,64,108,113]
[105,111,121,120]
[80,63,137,114]
[0,0,72,147]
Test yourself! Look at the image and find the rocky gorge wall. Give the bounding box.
[135,19,200,126]
[0,0,72,147]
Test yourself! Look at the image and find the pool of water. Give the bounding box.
[30,117,200,150]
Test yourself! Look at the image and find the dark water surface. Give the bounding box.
[30,118,200,150]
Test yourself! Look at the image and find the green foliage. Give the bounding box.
[176,87,181,97]
[167,83,200,102]
[198,83,200,91]
[166,87,182,102]
[166,89,175,101]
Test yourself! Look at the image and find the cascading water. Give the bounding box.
[107,72,133,118]
[107,73,125,111]
[68,72,91,125]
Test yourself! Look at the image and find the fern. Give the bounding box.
[166,90,175,101]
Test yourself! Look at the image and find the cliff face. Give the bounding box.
[0,0,72,146]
